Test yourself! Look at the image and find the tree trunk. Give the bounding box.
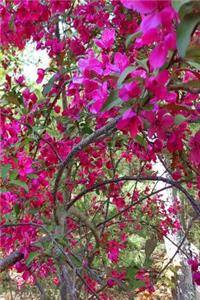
[53,248,77,300]
[153,159,198,300]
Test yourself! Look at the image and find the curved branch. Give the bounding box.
[52,116,120,203]
[69,207,100,244]
[67,176,200,216]
[0,250,23,273]
[97,186,172,228]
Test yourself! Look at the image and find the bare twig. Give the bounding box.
[156,216,197,280]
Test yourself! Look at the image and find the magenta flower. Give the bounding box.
[90,82,108,113]
[117,109,142,138]
[95,29,115,50]
[107,240,120,263]
[149,42,168,70]
[145,70,169,99]
[188,258,199,272]
[141,13,161,32]
[104,52,129,75]
[79,50,103,77]
[107,270,126,288]
[112,197,125,210]
[193,272,200,286]
[189,130,200,169]
[17,152,33,177]
[119,81,141,102]
[36,68,45,84]
[50,0,71,13]
[120,0,158,14]
[143,110,173,140]
[15,75,25,85]
[114,52,129,72]
[69,38,85,56]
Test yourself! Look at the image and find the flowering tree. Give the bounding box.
[0,0,200,299]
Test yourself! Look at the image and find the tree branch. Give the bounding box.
[67,175,200,217]
[52,116,120,206]
[0,250,24,273]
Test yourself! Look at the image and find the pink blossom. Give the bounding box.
[0,192,17,214]
[137,28,160,47]
[167,123,187,152]
[69,38,85,56]
[90,82,108,113]
[104,52,129,74]
[119,81,141,102]
[107,270,126,288]
[36,68,45,84]
[114,52,129,72]
[188,258,199,272]
[143,110,173,139]
[107,240,120,263]
[120,0,158,14]
[50,0,71,13]
[112,197,125,210]
[45,39,65,56]
[79,50,103,77]
[84,275,97,292]
[17,152,33,177]
[193,272,200,285]
[149,42,168,70]
[189,130,200,169]
[117,109,143,138]
[15,75,25,85]
[95,29,115,50]
[141,13,161,32]
[145,70,169,99]
[53,277,59,286]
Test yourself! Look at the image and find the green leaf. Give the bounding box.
[101,90,121,112]
[128,279,145,291]
[1,164,11,180]
[47,128,60,138]
[125,31,142,48]
[144,257,153,268]
[143,104,154,111]
[26,252,40,265]
[14,204,20,216]
[126,265,145,291]
[3,92,22,107]
[4,213,12,221]
[43,74,56,96]
[27,173,38,179]
[187,60,200,70]
[9,171,18,180]
[144,235,157,260]
[177,14,200,58]
[135,135,147,148]
[135,58,148,71]
[182,80,200,89]
[70,255,82,268]
[186,45,200,64]
[117,65,135,87]
[172,0,191,12]
[175,114,187,125]
[126,265,138,280]
[82,125,93,134]
[11,180,29,192]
